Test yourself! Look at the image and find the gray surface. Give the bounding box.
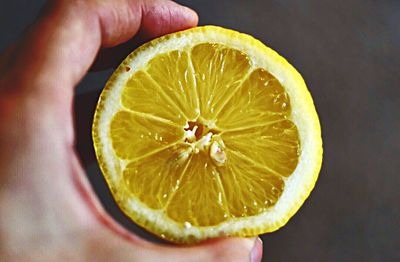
[1,0,400,261]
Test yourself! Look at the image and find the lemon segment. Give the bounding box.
[191,43,252,120]
[218,150,285,217]
[109,111,183,160]
[146,51,199,121]
[121,70,187,125]
[122,144,192,210]
[216,68,291,129]
[166,153,229,227]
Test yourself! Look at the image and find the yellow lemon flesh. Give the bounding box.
[92,26,322,243]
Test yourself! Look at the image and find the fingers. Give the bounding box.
[90,0,198,70]
[95,0,198,47]
[1,0,197,96]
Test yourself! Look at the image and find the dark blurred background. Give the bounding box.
[1,0,399,261]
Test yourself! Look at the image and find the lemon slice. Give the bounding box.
[92,26,322,243]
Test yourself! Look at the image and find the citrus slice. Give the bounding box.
[92,26,323,243]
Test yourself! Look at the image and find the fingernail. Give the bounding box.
[250,237,263,262]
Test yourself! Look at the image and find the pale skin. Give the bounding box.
[0,0,263,261]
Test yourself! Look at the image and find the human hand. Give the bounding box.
[0,0,263,261]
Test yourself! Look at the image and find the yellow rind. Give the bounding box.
[92,25,323,243]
